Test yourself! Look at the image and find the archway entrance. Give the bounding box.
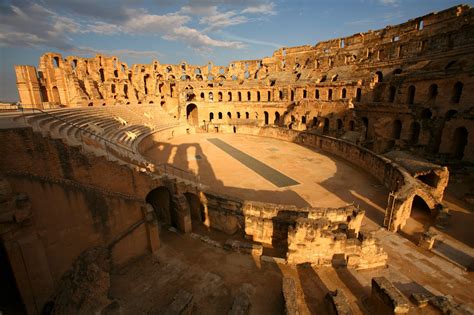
[186,104,198,126]
[402,195,434,243]
[274,112,280,125]
[451,127,468,159]
[146,187,177,228]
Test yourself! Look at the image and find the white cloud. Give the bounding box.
[199,7,248,30]
[379,0,399,5]
[164,26,245,49]
[242,2,276,15]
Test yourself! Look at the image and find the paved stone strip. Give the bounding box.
[208,138,299,188]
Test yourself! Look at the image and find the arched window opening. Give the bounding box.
[290,90,294,101]
[362,117,369,139]
[388,86,396,102]
[237,112,241,119]
[200,92,205,100]
[312,117,318,128]
[337,119,343,130]
[315,89,320,99]
[279,90,283,100]
[323,118,330,134]
[452,82,463,103]
[302,116,306,124]
[341,88,347,99]
[245,112,249,119]
[209,112,214,121]
[274,112,280,125]
[257,91,261,101]
[420,108,432,119]
[218,112,223,119]
[238,92,242,101]
[451,127,468,159]
[355,88,361,102]
[349,120,355,131]
[209,92,214,101]
[407,85,416,104]
[392,119,402,139]
[247,91,251,101]
[99,69,105,82]
[227,112,232,119]
[228,91,232,101]
[409,122,420,144]
[428,84,438,101]
[445,110,457,121]
[218,92,223,102]
[267,91,271,101]
[264,111,269,125]
[375,71,383,83]
[328,89,333,101]
[303,89,307,98]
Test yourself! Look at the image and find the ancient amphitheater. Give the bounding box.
[1,4,474,315]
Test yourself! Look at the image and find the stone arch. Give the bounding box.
[186,104,198,126]
[274,112,280,125]
[146,187,175,227]
[51,86,60,104]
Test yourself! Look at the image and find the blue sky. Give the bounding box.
[1,0,472,101]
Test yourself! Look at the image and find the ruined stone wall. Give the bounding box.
[14,5,474,161]
[286,220,387,269]
[0,128,162,313]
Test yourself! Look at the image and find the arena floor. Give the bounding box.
[143,133,389,223]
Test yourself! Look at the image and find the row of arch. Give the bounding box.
[377,81,464,104]
[199,87,357,103]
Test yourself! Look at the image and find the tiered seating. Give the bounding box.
[20,105,181,164]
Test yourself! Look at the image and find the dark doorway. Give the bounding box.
[323,118,330,134]
[185,193,205,224]
[146,187,176,227]
[392,119,402,139]
[409,122,421,144]
[264,111,269,125]
[274,112,280,125]
[451,127,468,159]
[186,104,198,126]
[0,242,26,314]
